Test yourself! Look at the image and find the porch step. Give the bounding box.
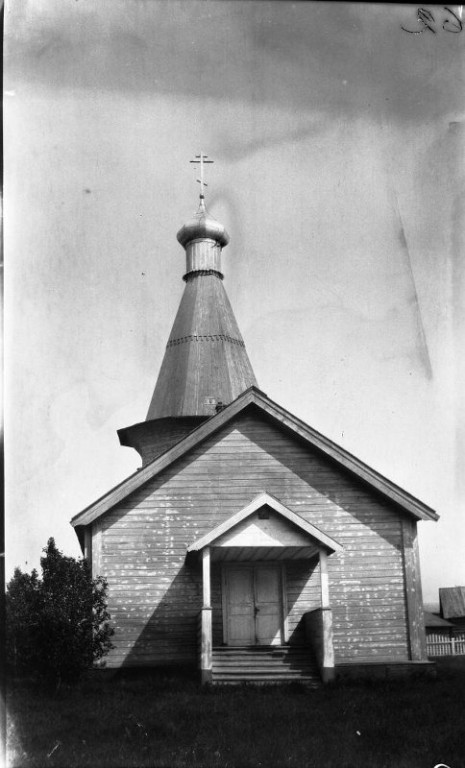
[211,645,321,686]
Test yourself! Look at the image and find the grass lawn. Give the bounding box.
[7,658,465,768]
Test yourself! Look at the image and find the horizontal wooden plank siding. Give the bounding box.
[329,517,408,662]
[96,412,412,668]
[285,560,321,644]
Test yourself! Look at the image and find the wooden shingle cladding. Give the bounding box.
[88,409,427,669]
[146,273,257,420]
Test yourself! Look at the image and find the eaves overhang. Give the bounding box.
[71,386,439,531]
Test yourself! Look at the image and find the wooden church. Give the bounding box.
[71,156,438,684]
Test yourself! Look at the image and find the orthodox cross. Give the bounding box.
[189,152,214,199]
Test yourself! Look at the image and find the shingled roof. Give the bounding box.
[439,587,465,619]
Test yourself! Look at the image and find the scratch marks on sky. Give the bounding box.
[217,119,326,163]
[391,190,433,380]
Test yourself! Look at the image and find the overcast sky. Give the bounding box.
[5,1,465,604]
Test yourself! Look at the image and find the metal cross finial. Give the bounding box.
[189,152,214,199]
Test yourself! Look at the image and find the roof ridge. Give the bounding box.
[71,388,438,531]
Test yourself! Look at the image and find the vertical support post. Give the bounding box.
[319,549,335,682]
[202,547,211,608]
[201,547,212,684]
[402,520,427,661]
[320,549,330,608]
[84,528,92,573]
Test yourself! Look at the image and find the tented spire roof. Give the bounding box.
[146,182,257,420]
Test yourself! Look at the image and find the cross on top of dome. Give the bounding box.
[189,152,214,200]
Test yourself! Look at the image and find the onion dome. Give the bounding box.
[177,198,229,249]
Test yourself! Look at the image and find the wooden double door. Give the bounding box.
[223,564,284,646]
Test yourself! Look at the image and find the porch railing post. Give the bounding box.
[202,546,211,608]
[320,549,330,608]
[201,547,213,684]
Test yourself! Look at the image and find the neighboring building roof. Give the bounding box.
[187,492,343,557]
[424,611,453,628]
[71,386,439,532]
[439,587,465,619]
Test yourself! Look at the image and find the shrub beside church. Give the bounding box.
[6,537,114,683]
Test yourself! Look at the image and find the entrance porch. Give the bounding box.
[187,493,342,684]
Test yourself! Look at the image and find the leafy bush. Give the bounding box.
[6,538,114,683]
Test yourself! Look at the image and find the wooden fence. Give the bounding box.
[426,632,465,656]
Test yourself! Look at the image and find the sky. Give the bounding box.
[4,1,465,605]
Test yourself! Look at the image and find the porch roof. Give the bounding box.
[187,492,342,561]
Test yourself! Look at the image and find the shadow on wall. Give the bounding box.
[117,555,320,670]
[100,409,408,670]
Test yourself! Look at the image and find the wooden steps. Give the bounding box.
[211,645,321,686]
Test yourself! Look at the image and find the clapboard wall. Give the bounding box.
[92,408,424,668]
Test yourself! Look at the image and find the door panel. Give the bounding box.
[255,566,282,645]
[224,565,282,646]
[226,567,255,646]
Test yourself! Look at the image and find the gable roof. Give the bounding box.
[71,386,438,530]
[423,611,453,628]
[187,492,343,554]
[439,587,465,619]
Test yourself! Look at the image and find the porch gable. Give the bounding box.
[187,492,343,560]
[191,493,339,683]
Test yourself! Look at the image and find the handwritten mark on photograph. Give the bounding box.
[401,6,463,34]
